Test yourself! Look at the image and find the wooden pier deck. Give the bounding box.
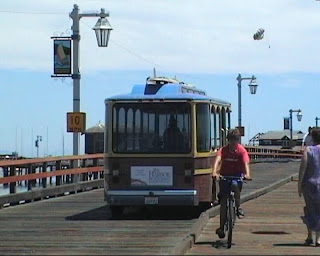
[0,162,301,255]
[0,188,196,255]
[187,181,318,255]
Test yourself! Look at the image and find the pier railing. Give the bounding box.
[0,154,104,207]
[0,147,302,208]
[245,146,302,161]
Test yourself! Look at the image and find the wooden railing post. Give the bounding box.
[17,167,22,186]
[42,162,47,188]
[82,159,87,181]
[9,165,16,194]
[27,164,33,191]
[32,165,36,187]
[93,158,98,180]
[56,161,62,186]
[49,165,53,185]
[24,167,27,185]
[68,160,73,184]
[3,167,8,186]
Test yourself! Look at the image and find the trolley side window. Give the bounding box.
[196,103,211,152]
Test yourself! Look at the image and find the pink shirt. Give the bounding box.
[217,144,250,176]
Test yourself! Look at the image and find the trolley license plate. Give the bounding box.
[145,197,158,205]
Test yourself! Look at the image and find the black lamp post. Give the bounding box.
[236,74,259,143]
[289,109,302,148]
[316,117,320,127]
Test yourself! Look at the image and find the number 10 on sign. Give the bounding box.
[67,112,86,133]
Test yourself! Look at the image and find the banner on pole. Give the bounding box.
[284,117,290,130]
[53,39,71,75]
[236,126,245,136]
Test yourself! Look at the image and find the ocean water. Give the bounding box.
[0,168,57,196]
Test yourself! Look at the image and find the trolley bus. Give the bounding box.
[104,77,231,217]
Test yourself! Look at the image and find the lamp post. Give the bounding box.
[289,109,302,148]
[236,73,258,143]
[69,5,112,169]
[35,135,42,158]
[316,117,320,127]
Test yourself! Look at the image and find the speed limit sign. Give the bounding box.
[67,112,86,133]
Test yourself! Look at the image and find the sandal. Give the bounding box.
[304,238,313,245]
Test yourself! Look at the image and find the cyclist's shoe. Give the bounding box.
[304,238,313,245]
[215,227,225,239]
[237,207,245,219]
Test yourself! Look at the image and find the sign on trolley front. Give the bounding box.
[131,166,173,186]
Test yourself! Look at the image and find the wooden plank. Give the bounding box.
[0,154,103,167]
[0,166,103,184]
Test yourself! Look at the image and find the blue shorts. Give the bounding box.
[219,178,243,197]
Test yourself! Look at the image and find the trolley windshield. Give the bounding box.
[112,102,191,153]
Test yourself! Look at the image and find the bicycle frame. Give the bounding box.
[220,176,243,248]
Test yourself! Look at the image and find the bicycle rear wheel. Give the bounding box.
[227,199,234,248]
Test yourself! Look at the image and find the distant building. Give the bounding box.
[0,152,18,160]
[82,122,104,154]
[250,130,304,150]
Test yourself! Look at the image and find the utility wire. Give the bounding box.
[0,10,67,15]
[109,39,163,68]
[80,20,165,69]
[61,79,72,87]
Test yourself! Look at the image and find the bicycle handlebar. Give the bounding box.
[219,175,252,181]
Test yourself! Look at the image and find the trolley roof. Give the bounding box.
[105,79,231,108]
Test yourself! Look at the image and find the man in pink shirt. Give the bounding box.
[212,128,251,239]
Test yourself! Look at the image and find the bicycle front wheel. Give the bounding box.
[227,198,234,248]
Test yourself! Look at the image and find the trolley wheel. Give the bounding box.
[110,206,124,218]
[193,202,211,217]
[199,202,211,211]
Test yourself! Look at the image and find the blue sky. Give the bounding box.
[0,0,319,157]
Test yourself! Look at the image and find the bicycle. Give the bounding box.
[219,175,244,248]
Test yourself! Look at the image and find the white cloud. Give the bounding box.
[0,0,320,74]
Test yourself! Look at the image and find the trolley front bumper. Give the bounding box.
[106,189,199,206]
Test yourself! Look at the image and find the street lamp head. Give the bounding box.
[297,111,302,122]
[248,77,258,94]
[93,17,112,47]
